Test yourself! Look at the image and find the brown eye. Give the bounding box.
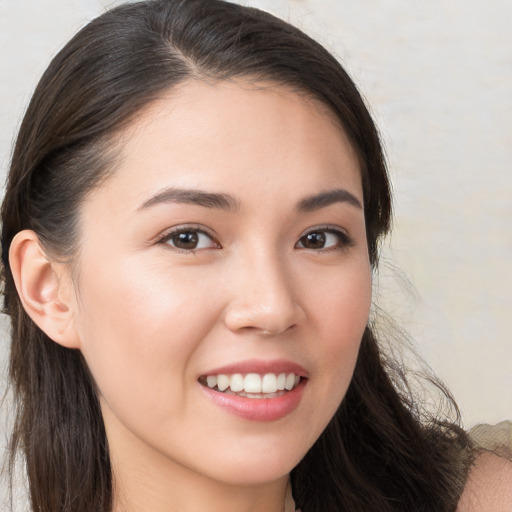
[296,229,352,251]
[162,229,218,251]
[300,232,326,249]
[171,231,199,250]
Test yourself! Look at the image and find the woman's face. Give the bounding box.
[69,80,371,487]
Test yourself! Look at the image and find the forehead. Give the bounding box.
[89,79,363,213]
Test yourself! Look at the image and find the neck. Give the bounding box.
[105,412,290,512]
[112,460,289,512]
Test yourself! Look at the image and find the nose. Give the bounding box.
[223,250,305,336]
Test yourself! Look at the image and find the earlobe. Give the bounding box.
[9,230,81,349]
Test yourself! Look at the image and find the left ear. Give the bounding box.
[9,230,81,349]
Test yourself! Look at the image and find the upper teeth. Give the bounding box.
[205,373,300,393]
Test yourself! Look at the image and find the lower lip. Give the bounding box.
[200,380,306,422]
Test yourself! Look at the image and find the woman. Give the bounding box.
[1,1,511,511]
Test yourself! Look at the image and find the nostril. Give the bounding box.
[259,323,297,336]
[223,296,305,335]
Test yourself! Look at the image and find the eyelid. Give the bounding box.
[155,224,221,252]
[296,225,354,250]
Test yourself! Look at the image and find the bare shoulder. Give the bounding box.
[457,451,512,512]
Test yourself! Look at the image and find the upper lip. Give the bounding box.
[201,359,308,378]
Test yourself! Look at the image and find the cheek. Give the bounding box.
[309,255,372,343]
[303,258,371,416]
[73,254,220,414]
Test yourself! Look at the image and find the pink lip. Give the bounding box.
[201,359,308,378]
[200,379,306,422]
[199,359,308,422]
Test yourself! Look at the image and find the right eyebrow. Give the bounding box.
[138,187,240,212]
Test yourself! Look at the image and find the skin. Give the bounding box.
[13,80,372,511]
[9,79,512,511]
[457,452,512,512]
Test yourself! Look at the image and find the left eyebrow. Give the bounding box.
[297,188,363,212]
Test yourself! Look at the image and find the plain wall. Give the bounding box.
[1,0,511,504]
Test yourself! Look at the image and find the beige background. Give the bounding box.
[1,1,511,497]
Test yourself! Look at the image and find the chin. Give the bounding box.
[206,460,295,487]
[194,436,309,486]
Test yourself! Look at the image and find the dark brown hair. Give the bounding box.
[1,1,472,510]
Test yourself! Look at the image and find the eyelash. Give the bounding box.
[295,226,354,252]
[156,225,354,253]
[156,225,220,253]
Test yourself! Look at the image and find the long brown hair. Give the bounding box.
[1,1,472,510]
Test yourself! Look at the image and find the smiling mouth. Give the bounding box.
[198,372,302,399]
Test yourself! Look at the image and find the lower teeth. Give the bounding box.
[218,388,287,399]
